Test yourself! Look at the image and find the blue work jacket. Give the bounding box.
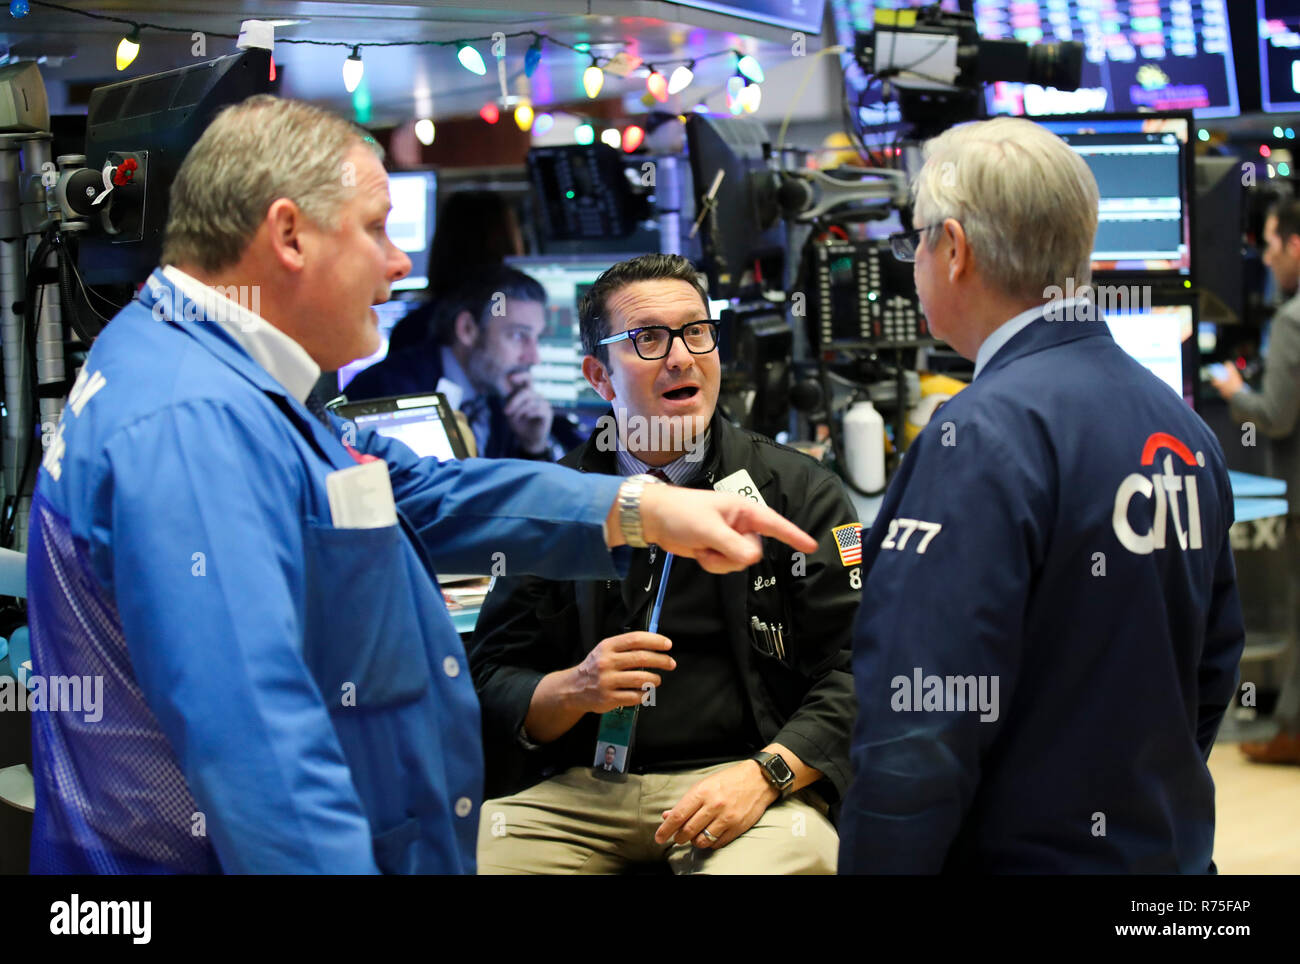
[839,313,1245,873]
[26,269,625,874]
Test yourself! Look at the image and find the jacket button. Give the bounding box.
[455,796,473,818]
[443,655,460,678]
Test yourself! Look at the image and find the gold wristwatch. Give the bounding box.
[617,473,662,548]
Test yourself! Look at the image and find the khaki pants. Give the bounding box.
[477,762,838,875]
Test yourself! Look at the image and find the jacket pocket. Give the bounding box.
[300,522,430,709]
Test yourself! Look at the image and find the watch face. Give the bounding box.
[767,756,794,785]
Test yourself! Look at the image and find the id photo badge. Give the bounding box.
[593,705,637,777]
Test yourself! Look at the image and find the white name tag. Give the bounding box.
[325,460,398,529]
[713,468,766,508]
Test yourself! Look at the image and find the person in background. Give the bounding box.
[1213,199,1300,765]
[840,117,1244,873]
[385,190,524,354]
[346,265,584,459]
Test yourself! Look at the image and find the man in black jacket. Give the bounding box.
[468,254,861,874]
[344,265,584,459]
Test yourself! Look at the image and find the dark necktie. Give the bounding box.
[304,393,332,428]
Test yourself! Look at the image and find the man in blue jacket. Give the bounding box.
[25,95,816,874]
[839,117,1245,873]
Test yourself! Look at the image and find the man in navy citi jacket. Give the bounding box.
[839,117,1245,873]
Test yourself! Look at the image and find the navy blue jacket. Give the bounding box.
[839,314,1245,874]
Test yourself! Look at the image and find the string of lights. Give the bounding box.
[9,0,769,144]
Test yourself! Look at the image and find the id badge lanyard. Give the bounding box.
[593,551,673,776]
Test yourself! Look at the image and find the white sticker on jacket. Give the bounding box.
[713,469,767,508]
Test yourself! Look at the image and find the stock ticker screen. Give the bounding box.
[975,0,1239,118]
[1260,1,1300,112]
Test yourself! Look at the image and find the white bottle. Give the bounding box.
[843,400,886,495]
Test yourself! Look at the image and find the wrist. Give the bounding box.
[746,760,781,804]
[615,473,663,548]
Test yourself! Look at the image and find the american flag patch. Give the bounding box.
[832,523,862,567]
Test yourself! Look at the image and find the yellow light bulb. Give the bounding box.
[515,102,534,131]
[116,30,140,71]
[583,64,604,99]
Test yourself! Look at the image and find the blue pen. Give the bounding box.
[647,552,674,633]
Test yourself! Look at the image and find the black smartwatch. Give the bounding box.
[751,751,795,797]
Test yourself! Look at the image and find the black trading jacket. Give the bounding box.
[467,411,862,804]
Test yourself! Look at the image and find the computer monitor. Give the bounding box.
[1104,302,1193,402]
[685,114,785,300]
[504,254,640,409]
[333,393,469,462]
[79,49,275,285]
[388,170,437,292]
[976,0,1239,118]
[1194,156,1246,324]
[1260,1,1300,112]
[336,298,424,391]
[1034,113,1193,284]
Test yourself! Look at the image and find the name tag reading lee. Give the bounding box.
[713,469,766,507]
[325,460,397,528]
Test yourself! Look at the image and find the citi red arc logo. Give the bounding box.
[1139,432,1198,468]
[1113,432,1205,555]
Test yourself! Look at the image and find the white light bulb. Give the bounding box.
[343,49,364,93]
[414,118,435,145]
[668,64,694,95]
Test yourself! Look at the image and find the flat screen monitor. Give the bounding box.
[80,49,274,285]
[336,298,423,391]
[505,254,640,409]
[387,170,437,291]
[975,0,1239,118]
[685,114,785,300]
[1260,1,1300,112]
[1034,113,1192,282]
[1104,302,1193,401]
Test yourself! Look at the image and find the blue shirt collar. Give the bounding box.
[615,429,712,484]
[973,297,1086,380]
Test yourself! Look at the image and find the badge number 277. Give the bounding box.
[880,518,942,554]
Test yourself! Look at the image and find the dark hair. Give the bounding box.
[1269,199,1300,247]
[428,191,522,298]
[386,190,523,352]
[578,254,711,362]
[431,265,547,346]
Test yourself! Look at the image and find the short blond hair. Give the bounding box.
[912,117,1099,301]
[162,95,382,272]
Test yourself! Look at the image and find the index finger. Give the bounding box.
[610,632,673,650]
[733,503,818,554]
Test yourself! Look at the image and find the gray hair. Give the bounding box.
[912,116,1099,302]
[161,94,383,273]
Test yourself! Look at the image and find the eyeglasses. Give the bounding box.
[598,320,719,360]
[888,223,944,263]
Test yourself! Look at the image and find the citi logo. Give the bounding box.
[1112,432,1205,555]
